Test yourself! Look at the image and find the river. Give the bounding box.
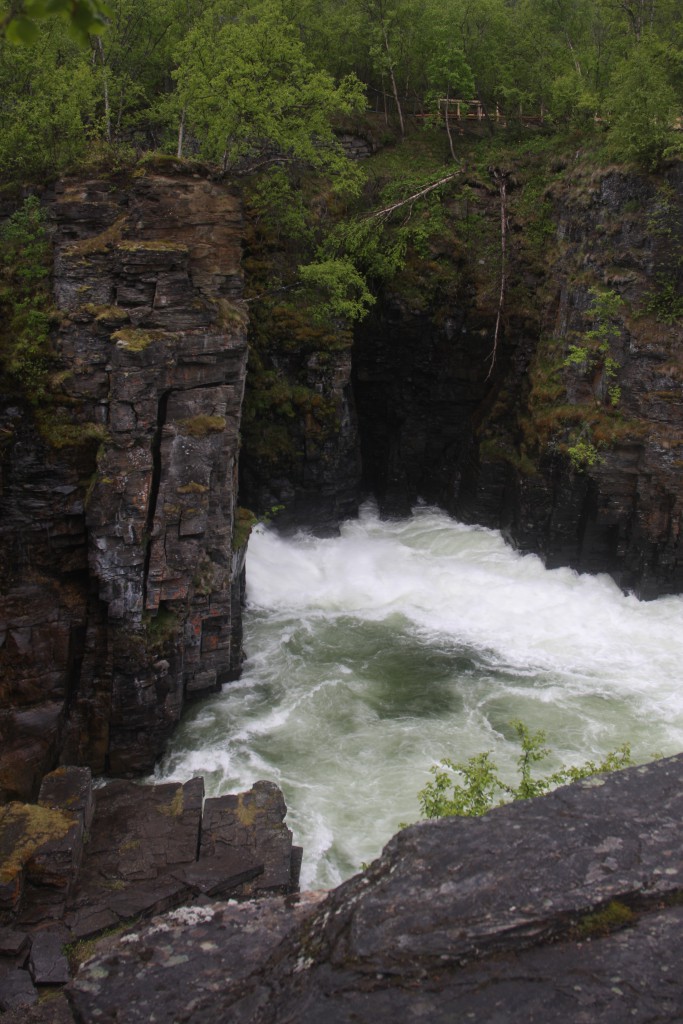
[155,503,683,888]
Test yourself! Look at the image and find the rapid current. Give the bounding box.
[155,503,683,888]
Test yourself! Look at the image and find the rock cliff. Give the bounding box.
[353,157,683,599]
[0,166,248,801]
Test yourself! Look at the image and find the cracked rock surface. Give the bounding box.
[68,755,683,1023]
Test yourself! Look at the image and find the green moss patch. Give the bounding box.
[577,900,635,938]
[0,803,75,885]
[115,239,189,255]
[157,786,185,818]
[178,414,227,437]
[177,481,209,494]
[64,217,127,257]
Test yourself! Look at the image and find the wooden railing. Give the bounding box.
[433,99,546,128]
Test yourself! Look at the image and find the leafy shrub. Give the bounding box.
[419,721,633,819]
[0,196,53,401]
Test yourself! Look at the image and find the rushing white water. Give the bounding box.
[155,503,683,889]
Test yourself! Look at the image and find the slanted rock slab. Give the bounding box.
[69,756,683,1023]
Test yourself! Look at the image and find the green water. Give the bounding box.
[156,506,683,887]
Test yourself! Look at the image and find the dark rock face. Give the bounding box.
[67,755,683,1023]
[353,164,683,598]
[239,341,362,536]
[0,766,300,1014]
[353,297,494,517]
[0,171,248,799]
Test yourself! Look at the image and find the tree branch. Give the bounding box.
[485,167,510,382]
[365,171,462,221]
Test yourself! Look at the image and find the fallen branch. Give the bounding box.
[366,171,462,221]
[486,166,510,381]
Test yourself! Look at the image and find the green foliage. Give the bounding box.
[1,0,683,192]
[2,0,110,44]
[567,437,602,471]
[298,257,375,321]
[605,38,680,170]
[172,0,366,178]
[645,276,683,325]
[565,290,622,401]
[0,18,96,179]
[0,196,53,400]
[564,288,624,377]
[418,720,634,819]
[304,167,459,320]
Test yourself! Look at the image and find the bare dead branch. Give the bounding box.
[366,171,462,221]
[486,167,510,382]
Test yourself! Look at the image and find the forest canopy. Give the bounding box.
[1,0,683,185]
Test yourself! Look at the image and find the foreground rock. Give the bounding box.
[0,769,300,1014]
[68,755,683,1023]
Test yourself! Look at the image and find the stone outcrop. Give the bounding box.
[0,767,300,1012]
[64,754,683,1023]
[0,167,248,800]
[352,161,683,598]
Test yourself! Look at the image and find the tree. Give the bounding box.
[88,0,177,145]
[172,0,365,175]
[606,36,680,168]
[1,0,109,44]
[0,18,96,178]
[0,196,53,399]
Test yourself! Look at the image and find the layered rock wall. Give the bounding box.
[353,160,683,597]
[0,169,248,799]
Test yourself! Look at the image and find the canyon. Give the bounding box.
[3,150,683,801]
[1,143,683,1017]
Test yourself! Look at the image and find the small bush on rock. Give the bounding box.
[419,721,634,819]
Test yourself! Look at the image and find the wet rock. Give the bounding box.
[0,967,38,1011]
[0,803,79,924]
[68,893,326,1023]
[200,781,295,895]
[38,769,94,833]
[352,164,683,599]
[0,930,29,961]
[68,756,683,1023]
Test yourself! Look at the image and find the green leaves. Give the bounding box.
[173,0,365,175]
[418,721,634,819]
[298,258,375,321]
[3,1,111,45]
[605,36,680,169]
[0,197,54,401]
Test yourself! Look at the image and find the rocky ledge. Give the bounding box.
[0,767,300,1015]
[56,754,683,1023]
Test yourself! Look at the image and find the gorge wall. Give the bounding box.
[352,156,683,598]
[2,147,683,801]
[0,166,248,802]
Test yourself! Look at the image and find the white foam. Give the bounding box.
[156,506,683,886]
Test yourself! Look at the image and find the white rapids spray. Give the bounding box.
[155,504,683,889]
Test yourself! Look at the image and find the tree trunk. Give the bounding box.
[95,37,111,144]
[444,88,457,162]
[381,20,405,138]
[177,108,186,159]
